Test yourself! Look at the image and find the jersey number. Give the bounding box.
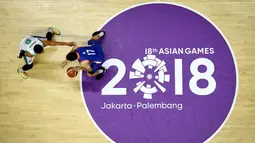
[85,50,96,55]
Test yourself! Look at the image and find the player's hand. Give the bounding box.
[68,42,76,47]
[61,60,68,68]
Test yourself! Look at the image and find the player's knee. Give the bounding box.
[22,63,33,71]
[46,32,53,41]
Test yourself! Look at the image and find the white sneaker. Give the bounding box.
[48,27,61,35]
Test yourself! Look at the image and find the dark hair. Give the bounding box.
[66,52,78,61]
[34,45,44,54]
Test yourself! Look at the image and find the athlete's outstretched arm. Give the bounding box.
[61,46,80,68]
[43,41,76,47]
[70,46,79,51]
[71,45,92,50]
[61,59,69,68]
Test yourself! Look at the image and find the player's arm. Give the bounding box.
[73,66,88,71]
[61,46,80,68]
[17,50,26,58]
[73,62,91,72]
[43,40,76,47]
[69,45,91,51]
[61,59,69,68]
[70,46,79,52]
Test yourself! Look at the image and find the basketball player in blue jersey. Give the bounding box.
[61,31,106,80]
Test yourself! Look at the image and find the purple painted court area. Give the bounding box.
[81,3,237,143]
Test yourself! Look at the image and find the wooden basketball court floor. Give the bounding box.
[0,0,254,142]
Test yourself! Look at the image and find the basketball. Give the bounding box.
[67,67,78,78]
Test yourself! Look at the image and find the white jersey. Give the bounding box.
[20,35,45,56]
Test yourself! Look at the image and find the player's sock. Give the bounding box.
[19,68,24,72]
[17,68,28,79]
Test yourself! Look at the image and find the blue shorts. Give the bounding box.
[88,39,100,46]
[90,62,103,73]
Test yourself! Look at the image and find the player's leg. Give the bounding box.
[88,31,106,45]
[86,62,101,77]
[87,66,106,78]
[17,56,34,79]
[79,60,93,72]
[86,31,107,79]
[92,31,106,39]
[87,61,106,80]
[46,27,61,41]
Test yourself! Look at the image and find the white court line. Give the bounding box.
[80,2,239,143]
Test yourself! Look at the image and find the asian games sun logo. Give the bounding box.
[129,54,170,99]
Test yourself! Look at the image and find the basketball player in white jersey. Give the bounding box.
[17,27,76,79]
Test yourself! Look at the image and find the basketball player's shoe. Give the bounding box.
[96,67,107,80]
[92,31,106,38]
[48,27,61,35]
[17,68,28,79]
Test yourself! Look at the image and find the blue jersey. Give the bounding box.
[76,45,104,63]
[75,40,105,73]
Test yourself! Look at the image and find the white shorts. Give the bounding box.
[23,56,34,65]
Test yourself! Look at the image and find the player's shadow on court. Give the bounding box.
[27,63,66,82]
[81,77,105,93]
[69,79,81,90]
[81,81,101,92]
[27,47,64,81]
[34,48,58,63]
